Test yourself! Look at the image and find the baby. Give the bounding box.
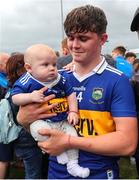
[11,44,90,178]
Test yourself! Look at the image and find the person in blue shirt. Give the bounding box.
[111,46,133,79]
[16,5,138,179]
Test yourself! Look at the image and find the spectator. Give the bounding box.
[111,46,133,79]
[125,52,136,65]
[60,37,70,56]
[57,38,72,70]
[111,45,126,59]
[16,5,137,179]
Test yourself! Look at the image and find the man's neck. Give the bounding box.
[74,56,102,76]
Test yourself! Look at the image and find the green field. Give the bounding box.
[119,157,138,179]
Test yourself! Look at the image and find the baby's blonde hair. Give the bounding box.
[24,44,56,65]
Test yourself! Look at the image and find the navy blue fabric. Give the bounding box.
[0,143,14,161]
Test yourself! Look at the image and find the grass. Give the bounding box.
[119,157,138,179]
[8,157,138,179]
[8,167,24,179]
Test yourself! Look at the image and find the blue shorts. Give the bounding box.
[0,142,14,162]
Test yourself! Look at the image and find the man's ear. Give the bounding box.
[100,33,108,45]
[24,63,32,73]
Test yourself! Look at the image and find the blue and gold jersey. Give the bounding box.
[63,60,136,138]
[49,58,136,179]
[12,72,73,122]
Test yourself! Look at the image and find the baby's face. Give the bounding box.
[30,53,58,82]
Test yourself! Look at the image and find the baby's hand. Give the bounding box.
[67,111,79,126]
[30,90,45,103]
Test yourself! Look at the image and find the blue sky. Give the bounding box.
[0,0,138,55]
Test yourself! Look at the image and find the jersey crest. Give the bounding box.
[92,88,103,100]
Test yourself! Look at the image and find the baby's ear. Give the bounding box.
[24,63,32,73]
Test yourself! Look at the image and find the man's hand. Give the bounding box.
[38,129,69,155]
[17,86,58,128]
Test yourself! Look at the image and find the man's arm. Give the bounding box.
[38,116,138,156]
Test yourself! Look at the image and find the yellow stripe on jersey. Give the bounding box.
[40,97,68,113]
[75,109,116,137]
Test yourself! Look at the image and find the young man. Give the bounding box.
[17,5,138,179]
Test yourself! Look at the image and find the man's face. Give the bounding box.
[67,31,107,64]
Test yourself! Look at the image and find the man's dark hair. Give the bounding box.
[64,5,107,36]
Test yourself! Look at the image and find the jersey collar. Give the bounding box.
[93,56,108,74]
[27,72,61,88]
[73,56,108,82]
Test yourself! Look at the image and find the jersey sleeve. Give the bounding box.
[111,75,136,117]
[59,73,74,96]
[11,79,28,96]
[59,70,74,96]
